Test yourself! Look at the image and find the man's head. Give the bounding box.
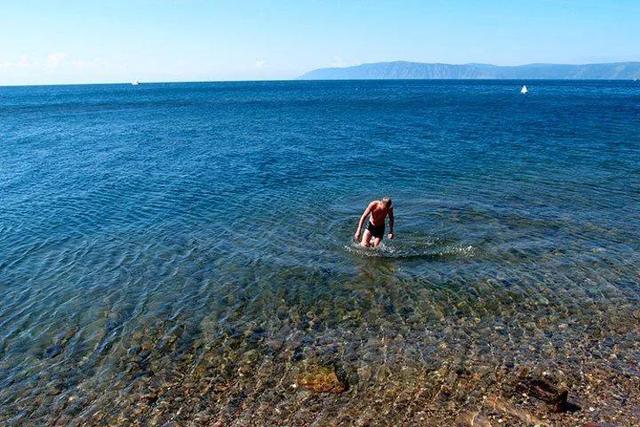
[381,197,392,208]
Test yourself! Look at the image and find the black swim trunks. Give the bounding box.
[366,221,385,239]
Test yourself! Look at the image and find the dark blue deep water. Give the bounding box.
[1,81,639,425]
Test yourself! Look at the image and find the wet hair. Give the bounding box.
[381,197,392,207]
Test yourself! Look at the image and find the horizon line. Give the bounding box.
[3,77,640,88]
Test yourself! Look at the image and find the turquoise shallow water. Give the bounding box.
[1,81,639,425]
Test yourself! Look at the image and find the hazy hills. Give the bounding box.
[299,61,640,80]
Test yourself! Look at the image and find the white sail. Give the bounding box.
[520,85,528,94]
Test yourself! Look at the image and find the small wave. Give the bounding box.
[344,240,475,260]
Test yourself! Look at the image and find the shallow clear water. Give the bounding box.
[1,81,639,425]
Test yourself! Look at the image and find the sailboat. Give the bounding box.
[520,85,528,94]
[131,80,140,86]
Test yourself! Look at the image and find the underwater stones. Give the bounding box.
[515,376,579,413]
[266,338,283,352]
[297,366,347,393]
[140,392,158,404]
[45,344,63,358]
[455,411,493,427]
[486,395,548,426]
[47,382,64,396]
[245,331,266,346]
[357,365,372,383]
[127,345,142,358]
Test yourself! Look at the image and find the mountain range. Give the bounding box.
[299,61,640,80]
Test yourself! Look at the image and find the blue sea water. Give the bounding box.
[1,81,639,425]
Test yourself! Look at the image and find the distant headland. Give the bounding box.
[299,61,640,80]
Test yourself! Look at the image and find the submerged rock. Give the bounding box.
[515,376,580,413]
[455,411,493,427]
[45,344,63,358]
[297,366,347,393]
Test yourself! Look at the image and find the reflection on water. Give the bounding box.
[1,81,639,426]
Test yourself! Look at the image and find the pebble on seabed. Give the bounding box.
[297,365,347,393]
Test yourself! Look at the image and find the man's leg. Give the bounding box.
[360,229,373,247]
[371,236,382,247]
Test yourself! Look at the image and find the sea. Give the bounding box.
[1,80,639,426]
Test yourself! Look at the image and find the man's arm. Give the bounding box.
[388,207,395,239]
[354,202,374,241]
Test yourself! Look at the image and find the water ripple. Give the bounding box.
[1,80,639,426]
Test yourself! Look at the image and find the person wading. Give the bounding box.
[354,197,394,247]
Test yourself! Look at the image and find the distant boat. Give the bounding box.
[520,85,528,94]
[131,80,140,86]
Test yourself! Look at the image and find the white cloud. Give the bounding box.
[0,53,123,85]
[254,59,266,68]
[46,52,67,69]
[17,54,31,67]
[0,54,32,70]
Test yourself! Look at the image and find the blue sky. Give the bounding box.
[1,0,639,85]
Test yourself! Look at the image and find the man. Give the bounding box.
[354,197,395,247]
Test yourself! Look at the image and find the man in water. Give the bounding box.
[354,197,395,247]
